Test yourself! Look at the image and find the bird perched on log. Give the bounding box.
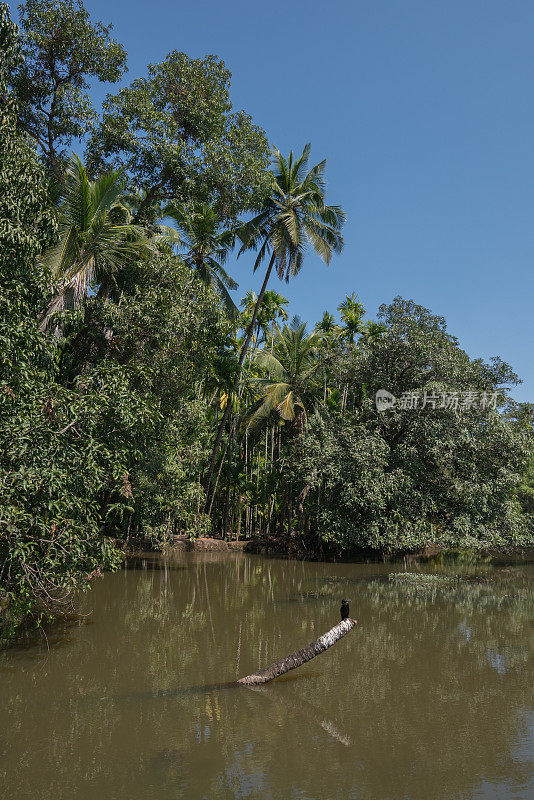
[340,599,350,621]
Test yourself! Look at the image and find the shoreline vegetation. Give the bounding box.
[124,534,534,564]
[1,0,533,641]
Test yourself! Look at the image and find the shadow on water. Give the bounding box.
[123,553,188,571]
[115,668,324,702]
[144,671,350,772]
[0,614,94,657]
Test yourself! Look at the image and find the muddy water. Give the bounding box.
[1,552,534,800]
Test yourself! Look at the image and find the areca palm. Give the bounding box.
[246,322,323,434]
[260,290,290,345]
[361,320,387,343]
[315,310,341,339]
[338,293,366,344]
[39,155,152,332]
[204,144,344,505]
[240,289,289,346]
[163,203,239,318]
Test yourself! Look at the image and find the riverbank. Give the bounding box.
[135,534,534,565]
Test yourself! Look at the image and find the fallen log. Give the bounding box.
[237,617,357,686]
[115,608,357,702]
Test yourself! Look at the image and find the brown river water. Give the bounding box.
[1,551,534,800]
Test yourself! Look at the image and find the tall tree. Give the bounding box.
[204,143,345,508]
[0,1,57,368]
[239,289,289,346]
[86,51,270,224]
[1,3,121,632]
[338,293,366,344]
[12,0,126,179]
[315,310,341,339]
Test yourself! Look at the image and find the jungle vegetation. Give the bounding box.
[1,0,533,636]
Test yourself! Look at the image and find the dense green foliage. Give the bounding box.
[1,1,532,637]
[1,3,121,631]
[287,299,530,553]
[86,51,270,223]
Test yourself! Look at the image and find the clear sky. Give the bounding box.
[15,0,534,401]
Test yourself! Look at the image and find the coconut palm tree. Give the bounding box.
[237,144,345,362]
[39,155,152,332]
[204,144,344,506]
[163,202,239,318]
[246,321,323,434]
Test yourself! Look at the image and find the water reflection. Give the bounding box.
[0,553,533,799]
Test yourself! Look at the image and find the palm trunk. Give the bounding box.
[207,414,234,517]
[237,618,356,685]
[203,252,277,511]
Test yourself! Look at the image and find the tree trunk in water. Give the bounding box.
[203,252,277,512]
[120,619,356,700]
[237,618,356,685]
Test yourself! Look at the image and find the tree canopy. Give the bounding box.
[12,0,127,178]
[87,51,271,223]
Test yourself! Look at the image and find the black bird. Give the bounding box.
[340,599,350,621]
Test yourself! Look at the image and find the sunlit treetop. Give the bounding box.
[86,51,271,224]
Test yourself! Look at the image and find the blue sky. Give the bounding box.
[15,0,534,401]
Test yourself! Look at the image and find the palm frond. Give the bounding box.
[40,224,77,281]
[91,170,126,219]
[63,155,92,232]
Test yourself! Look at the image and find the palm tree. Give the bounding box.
[338,293,366,344]
[39,155,152,332]
[361,320,387,343]
[204,144,345,507]
[246,322,323,434]
[240,289,289,347]
[163,203,239,318]
[260,290,290,324]
[238,144,344,359]
[315,310,341,339]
